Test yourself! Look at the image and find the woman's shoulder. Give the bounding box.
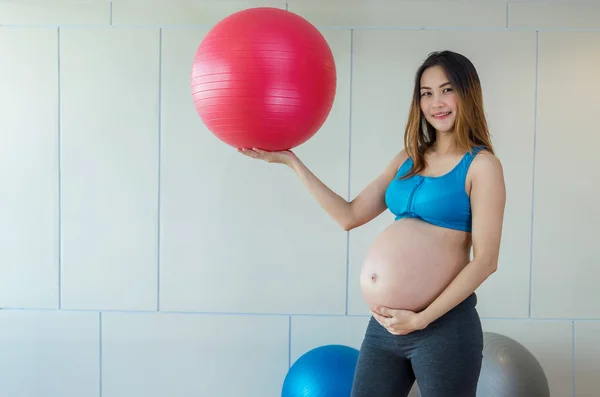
[388,148,410,169]
[470,148,504,180]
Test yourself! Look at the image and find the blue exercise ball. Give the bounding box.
[282,344,359,397]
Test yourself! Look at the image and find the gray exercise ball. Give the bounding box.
[477,332,550,397]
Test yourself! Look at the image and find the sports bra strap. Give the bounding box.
[461,146,484,169]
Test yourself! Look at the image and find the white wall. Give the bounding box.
[0,0,599,396]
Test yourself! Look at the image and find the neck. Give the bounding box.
[432,132,457,154]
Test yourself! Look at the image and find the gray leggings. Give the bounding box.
[350,293,483,397]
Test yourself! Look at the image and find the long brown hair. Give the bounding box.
[402,50,494,179]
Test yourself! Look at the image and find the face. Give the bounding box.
[419,65,458,134]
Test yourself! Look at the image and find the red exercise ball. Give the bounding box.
[190,7,337,151]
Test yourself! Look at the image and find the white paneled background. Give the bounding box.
[0,0,598,396]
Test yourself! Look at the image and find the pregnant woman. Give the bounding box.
[240,50,506,397]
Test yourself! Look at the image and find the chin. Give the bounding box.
[427,118,455,133]
[437,126,455,134]
[430,124,455,134]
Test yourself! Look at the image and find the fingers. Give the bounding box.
[238,148,263,159]
[239,147,284,164]
[371,311,391,328]
[371,311,414,336]
[372,305,392,317]
[238,148,269,156]
[238,147,294,166]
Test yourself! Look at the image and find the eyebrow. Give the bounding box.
[420,81,451,90]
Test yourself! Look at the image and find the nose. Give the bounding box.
[432,94,445,108]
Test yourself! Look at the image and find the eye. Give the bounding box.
[443,87,453,93]
[420,92,431,97]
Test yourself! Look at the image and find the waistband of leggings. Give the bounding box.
[454,292,477,310]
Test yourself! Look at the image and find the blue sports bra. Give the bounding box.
[384,146,483,232]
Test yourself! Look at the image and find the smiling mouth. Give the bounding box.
[432,111,451,119]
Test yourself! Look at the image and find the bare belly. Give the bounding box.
[360,218,471,312]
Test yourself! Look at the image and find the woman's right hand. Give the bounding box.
[238,147,299,167]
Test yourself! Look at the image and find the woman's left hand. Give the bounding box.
[371,306,427,335]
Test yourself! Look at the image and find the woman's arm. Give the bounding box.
[415,151,506,328]
[240,147,407,231]
[288,149,407,231]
